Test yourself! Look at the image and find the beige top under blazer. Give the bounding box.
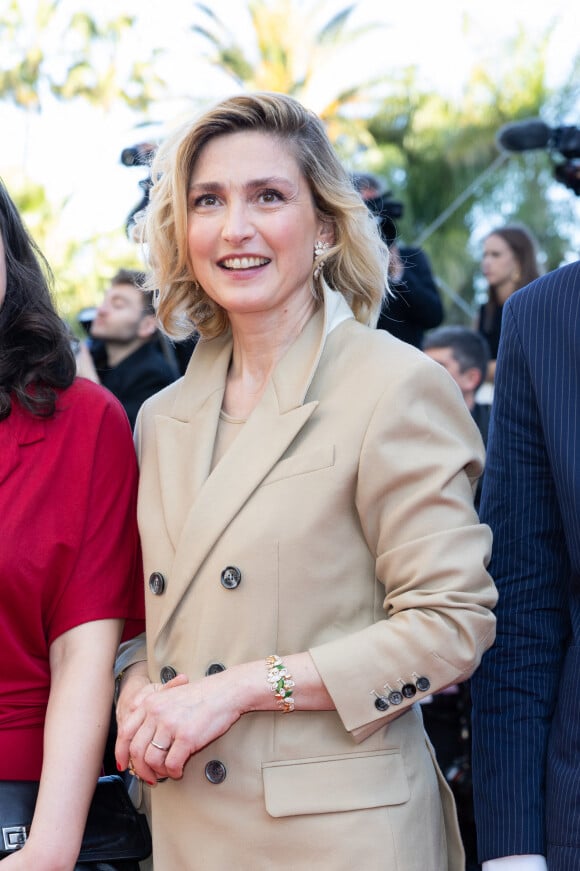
[128,286,497,870]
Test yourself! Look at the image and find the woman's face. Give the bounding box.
[187,131,329,325]
[0,231,6,310]
[481,233,519,302]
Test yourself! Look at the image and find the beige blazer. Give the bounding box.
[131,287,497,870]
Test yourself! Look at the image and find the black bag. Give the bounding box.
[0,774,151,870]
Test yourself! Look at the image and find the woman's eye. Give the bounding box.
[259,189,283,204]
[192,193,218,208]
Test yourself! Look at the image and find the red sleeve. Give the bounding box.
[47,390,145,644]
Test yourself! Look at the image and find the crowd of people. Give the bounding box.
[1,89,577,871]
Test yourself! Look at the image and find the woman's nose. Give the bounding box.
[221,201,255,243]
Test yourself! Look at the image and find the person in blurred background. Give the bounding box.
[421,324,492,871]
[0,178,145,869]
[472,259,580,871]
[423,325,491,497]
[76,268,179,428]
[475,224,541,386]
[352,172,444,348]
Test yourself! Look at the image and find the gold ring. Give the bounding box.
[150,739,170,752]
[128,758,139,778]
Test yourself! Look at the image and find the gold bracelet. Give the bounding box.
[266,655,295,713]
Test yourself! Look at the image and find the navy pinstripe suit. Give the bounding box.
[471,259,580,869]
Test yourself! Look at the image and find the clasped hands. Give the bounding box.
[115,667,245,784]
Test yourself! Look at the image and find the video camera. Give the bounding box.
[351,175,404,247]
[120,141,158,168]
[496,119,580,195]
[362,193,404,247]
[120,141,158,236]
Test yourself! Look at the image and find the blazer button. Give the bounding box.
[205,760,227,784]
[149,572,166,595]
[220,566,242,589]
[401,683,417,699]
[205,662,226,676]
[416,676,431,692]
[374,696,390,712]
[388,690,403,706]
[160,666,177,684]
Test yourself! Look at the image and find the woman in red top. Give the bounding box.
[0,178,145,870]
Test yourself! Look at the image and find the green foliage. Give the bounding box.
[0,1,165,111]
[190,0,388,152]
[363,30,579,321]
[1,1,578,321]
[10,177,143,327]
[0,0,163,319]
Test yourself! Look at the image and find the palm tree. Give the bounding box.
[364,32,579,319]
[0,0,163,111]
[191,0,387,156]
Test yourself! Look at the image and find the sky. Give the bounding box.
[2,0,579,253]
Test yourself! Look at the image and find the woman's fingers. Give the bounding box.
[115,673,188,768]
[122,672,238,782]
[115,684,156,769]
[160,673,189,689]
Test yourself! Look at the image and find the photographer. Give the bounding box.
[353,173,444,347]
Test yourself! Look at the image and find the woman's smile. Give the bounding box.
[218,255,271,272]
[187,130,326,321]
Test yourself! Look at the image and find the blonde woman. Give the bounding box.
[115,92,497,871]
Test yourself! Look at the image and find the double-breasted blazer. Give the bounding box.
[130,286,497,870]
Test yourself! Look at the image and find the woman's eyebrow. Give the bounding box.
[189,176,294,191]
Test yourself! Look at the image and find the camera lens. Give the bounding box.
[120,147,140,167]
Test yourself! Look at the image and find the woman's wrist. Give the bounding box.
[115,659,149,703]
[265,655,295,712]
[226,653,332,716]
[12,837,82,871]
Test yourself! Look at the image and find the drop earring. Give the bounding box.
[313,240,331,280]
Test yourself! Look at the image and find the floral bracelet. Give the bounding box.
[266,654,295,713]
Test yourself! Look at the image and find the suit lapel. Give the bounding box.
[153,333,231,551]
[152,288,353,641]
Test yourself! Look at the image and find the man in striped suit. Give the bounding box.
[471,259,580,871]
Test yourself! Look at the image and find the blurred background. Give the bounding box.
[1,0,579,327]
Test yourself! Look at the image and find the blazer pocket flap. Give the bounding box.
[262,444,335,487]
[262,750,409,818]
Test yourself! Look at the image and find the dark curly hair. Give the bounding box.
[0,178,76,420]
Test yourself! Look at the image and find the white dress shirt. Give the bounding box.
[483,856,547,871]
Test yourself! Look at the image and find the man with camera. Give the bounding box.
[352,172,444,348]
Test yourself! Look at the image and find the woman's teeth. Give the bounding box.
[222,256,269,269]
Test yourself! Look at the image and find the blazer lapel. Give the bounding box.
[153,333,231,551]
[152,288,353,641]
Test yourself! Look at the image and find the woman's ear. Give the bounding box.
[318,219,336,247]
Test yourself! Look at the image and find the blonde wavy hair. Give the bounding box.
[139,91,389,339]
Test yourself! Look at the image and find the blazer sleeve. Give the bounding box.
[470,299,571,861]
[310,357,497,741]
